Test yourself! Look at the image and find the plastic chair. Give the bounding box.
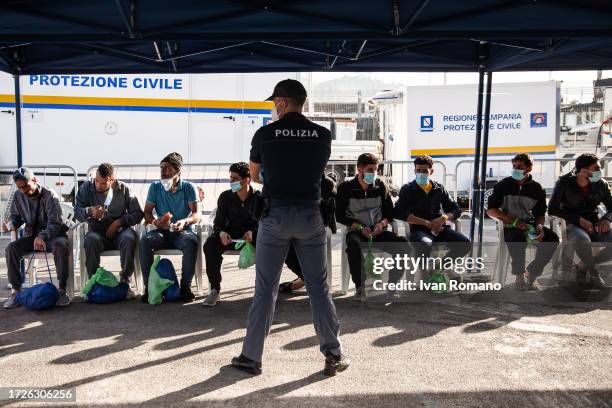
[12,201,77,297]
[339,221,407,295]
[141,222,205,295]
[205,207,333,292]
[75,222,144,295]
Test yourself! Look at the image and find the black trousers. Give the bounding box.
[284,244,303,280]
[504,226,559,276]
[203,233,304,291]
[5,235,70,290]
[345,230,409,288]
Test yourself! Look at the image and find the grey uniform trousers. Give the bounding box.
[241,203,342,362]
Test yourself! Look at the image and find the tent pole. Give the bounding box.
[14,73,23,167]
[477,71,493,254]
[469,66,485,243]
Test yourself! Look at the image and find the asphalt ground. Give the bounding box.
[0,234,611,408]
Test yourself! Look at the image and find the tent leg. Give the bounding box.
[469,67,485,243]
[14,73,23,167]
[477,71,494,256]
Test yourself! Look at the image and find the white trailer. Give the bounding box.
[0,72,384,220]
[372,81,560,197]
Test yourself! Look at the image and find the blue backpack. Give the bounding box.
[16,253,59,310]
[156,258,180,301]
[87,282,129,304]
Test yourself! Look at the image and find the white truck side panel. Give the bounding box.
[0,73,17,167]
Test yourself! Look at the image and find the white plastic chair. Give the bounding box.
[205,207,333,291]
[75,222,144,294]
[11,201,77,297]
[339,222,405,295]
[141,222,205,295]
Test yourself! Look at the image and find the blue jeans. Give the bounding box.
[241,204,342,363]
[139,229,198,289]
[410,226,471,259]
[567,224,612,272]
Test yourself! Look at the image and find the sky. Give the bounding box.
[312,70,612,88]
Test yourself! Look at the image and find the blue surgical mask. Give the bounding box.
[363,172,377,184]
[511,169,525,181]
[230,181,242,193]
[415,173,430,186]
[589,170,602,183]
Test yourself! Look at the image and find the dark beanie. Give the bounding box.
[161,152,183,171]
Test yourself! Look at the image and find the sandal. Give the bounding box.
[524,272,539,291]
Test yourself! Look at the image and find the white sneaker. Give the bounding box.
[202,289,220,307]
[353,287,366,302]
[4,292,20,309]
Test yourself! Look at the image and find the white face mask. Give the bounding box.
[161,178,174,191]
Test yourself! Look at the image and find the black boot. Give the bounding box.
[323,352,350,376]
[179,286,195,302]
[231,354,262,375]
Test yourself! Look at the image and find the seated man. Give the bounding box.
[140,152,201,303]
[393,155,470,279]
[2,167,71,308]
[202,162,262,306]
[279,172,337,294]
[487,153,559,290]
[549,153,611,288]
[74,163,144,298]
[336,153,408,301]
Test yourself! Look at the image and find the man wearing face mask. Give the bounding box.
[336,153,408,301]
[393,155,469,281]
[74,163,144,297]
[232,79,348,377]
[202,162,262,306]
[3,168,71,308]
[549,153,611,288]
[140,152,201,303]
[487,154,559,290]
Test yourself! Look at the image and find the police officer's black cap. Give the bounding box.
[265,79,307,101]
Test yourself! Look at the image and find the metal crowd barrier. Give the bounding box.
[0,165,78,238]
[452,157,612,212]
[86,163,235,223]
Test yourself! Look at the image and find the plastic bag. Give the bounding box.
[363,236,377,278]
[156,258,180,301]
[87,282,129,304]
[425,271,450,294]
[82,267,119,296]
[506,218,538,243]
[147,255,175,305]
[16,252,58,310]
[235,241,256,269]
[82,266,128,304]
[16,282,59,310]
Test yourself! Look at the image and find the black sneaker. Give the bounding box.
[180,287,195,303]
[323,352,350,377]
[231,354,262,375]
[140,290,149,304]
[590,272,606,288]
[575,267,588,286]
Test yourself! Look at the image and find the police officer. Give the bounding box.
[231,79,349,376]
